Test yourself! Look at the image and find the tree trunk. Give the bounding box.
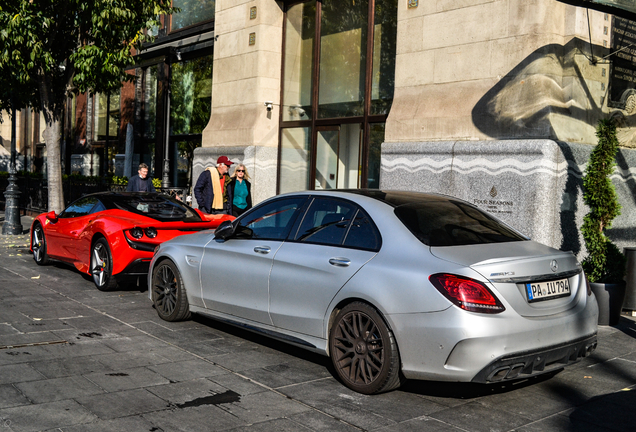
[38,74,66,213]
[43,116,65,213]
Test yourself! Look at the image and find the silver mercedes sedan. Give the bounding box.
[148,190,598,394]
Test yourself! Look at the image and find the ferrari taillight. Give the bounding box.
[145,227,157,238]
[429,273,505,314]
[130,227,143,239]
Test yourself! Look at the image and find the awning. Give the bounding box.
[558,0,636,21]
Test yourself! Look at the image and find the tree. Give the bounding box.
[0,0,176,212]
[581,118,626,283]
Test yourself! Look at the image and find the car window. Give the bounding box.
[58,196,100,218]
[234,197,306,240]
[294,198,355,246]
[394,200,527,246]
[342,209,381,251]
[113,194,202,222]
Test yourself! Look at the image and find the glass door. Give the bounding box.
[315,124,361,189]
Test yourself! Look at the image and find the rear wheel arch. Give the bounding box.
[328,298,396,339]
[327,299,405,394]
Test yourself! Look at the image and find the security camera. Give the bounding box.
[264,101,273,111]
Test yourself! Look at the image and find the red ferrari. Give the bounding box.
[30,192,233,291]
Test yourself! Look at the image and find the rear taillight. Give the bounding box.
[429,273,505,314]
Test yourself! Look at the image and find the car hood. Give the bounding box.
[430,240,584,317]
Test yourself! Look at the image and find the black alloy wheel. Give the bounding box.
[32,223,49,265]
[90,238,118,291]
[152,260,191,322]
[329,302,403,394]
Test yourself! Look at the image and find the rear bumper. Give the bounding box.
[471,334,597,383]
[387,290,598,382]
[117,258,152,277]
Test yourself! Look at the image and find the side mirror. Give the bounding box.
[46,211,58,222]
[214,220,235,241]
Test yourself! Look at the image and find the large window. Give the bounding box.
[93,92,120,142]
[169,54,213,187]
[318,0,368,119]
[279,0,397,193]
[171,0,215,32]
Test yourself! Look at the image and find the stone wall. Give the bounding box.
[380,139,636,259]
[387,0,614,145]
[202,0,283,150]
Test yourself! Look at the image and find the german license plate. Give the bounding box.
[525,278,571,302]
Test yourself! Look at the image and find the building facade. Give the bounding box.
[4,0,636,257]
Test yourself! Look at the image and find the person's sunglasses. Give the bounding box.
[236,169,245,172]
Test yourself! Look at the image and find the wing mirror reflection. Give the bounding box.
[45,211,58,222]
[214,220,235,241]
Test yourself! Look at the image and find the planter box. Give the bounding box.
[590,282,626,326]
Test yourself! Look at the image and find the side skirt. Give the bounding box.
[189,305,328,355]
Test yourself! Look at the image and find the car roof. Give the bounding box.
[280,189,461,208]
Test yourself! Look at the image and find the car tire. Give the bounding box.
[32,223,49,265]
[151,260,191,322]
[90,238,118,291]
[329,302,403,394]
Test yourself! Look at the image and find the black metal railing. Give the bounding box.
[0,176,190,214]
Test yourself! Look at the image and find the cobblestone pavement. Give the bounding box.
[0,213,635,432]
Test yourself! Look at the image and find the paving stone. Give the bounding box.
[428,401,532,432]
[92,349,177,370]
[99,335,168,353]
[221,391,311,425]
[0,384,30,409]
[0,364,45,385]
[209,373,270,396]
[52,415,157,432]
[374,416,467,432]
[76,388,169,420]
[29,356,113,379]
[16,376,104,403]
[0,399,98,432]
[566,388,636,432]
[0,324,20,336]
[83,366,170,392]
[145,378,229,405]
[148,358,228,382]
[226,417,313,432]
[287,410,365,432]
[142,405,246,431]
[515,413,615,432]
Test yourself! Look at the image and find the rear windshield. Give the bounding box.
[394,200,527,246]
[113,195,202,222]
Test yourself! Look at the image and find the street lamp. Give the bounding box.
[2,101,23,235]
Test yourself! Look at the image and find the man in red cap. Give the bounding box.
[194,156,234,214]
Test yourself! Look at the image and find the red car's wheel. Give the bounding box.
[90,238,118,291]
[329,302,403,394]
[152,260,191,322]
[32,223,49,265]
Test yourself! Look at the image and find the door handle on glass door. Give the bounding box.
[329,257,350,267]
[254,246,271,254]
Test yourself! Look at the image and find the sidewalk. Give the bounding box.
[0,214,635,431]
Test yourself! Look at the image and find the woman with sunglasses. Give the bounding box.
[229,164,253,217]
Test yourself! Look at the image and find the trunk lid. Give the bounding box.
[431,241,584,317]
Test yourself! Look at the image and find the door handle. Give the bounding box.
[329,257,350,267]
[70,231,77,235]
[254,246,271,254]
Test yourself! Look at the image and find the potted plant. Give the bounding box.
[581,118,627,325]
